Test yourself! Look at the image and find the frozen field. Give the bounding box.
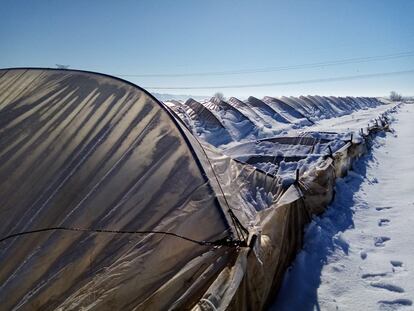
[271,103,414,310]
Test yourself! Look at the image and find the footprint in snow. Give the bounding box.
[376,206,393,211]
[361,272,389,279]
[378,298,412,308]
[370,281,404,293]
[360,250,367,260]
[390,260,403,267]
[374,236,391,247]
[378,218,391,226]
[362,261,405,281]
[390,260,405,273]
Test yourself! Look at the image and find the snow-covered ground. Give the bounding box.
[289,103,393,136]
[270,103,414,310]
[220,101,393,181]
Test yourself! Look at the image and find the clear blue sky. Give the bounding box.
[1,0,413,97]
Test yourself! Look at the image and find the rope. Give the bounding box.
[0,227,242,248]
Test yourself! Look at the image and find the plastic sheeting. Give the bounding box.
[0,68,394,311]
[192,115,392,310]
[0,68,234,310]
[164,94,386,149]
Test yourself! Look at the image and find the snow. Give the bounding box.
[270,103,414,311]
[165,96,390,149]
[293,103,393,136]
[166,95,398,189]
[164,94,410,308]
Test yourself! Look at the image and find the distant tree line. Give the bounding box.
[389,91,403,102]
[214,92,225,100]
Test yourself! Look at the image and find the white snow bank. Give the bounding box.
[270,103,414,311]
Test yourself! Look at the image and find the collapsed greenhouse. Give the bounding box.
[0,68,395,310]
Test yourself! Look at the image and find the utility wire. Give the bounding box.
[143,69,414,90]
[114,51,414,78]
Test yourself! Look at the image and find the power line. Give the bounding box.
[143,69,414,90]
[115,51,414,78]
